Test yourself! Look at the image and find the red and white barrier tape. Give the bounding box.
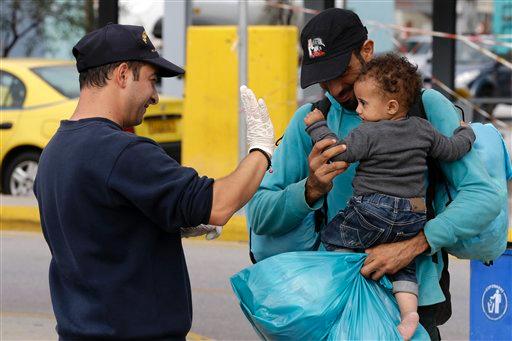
[366,20,512,49]
[266,1,320,15]
[366,20,512,70]
[266,1,512,70]
[431,77,508,129]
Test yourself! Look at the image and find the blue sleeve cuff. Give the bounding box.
[285,178,324,218]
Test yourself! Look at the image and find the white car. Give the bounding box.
[402,36,496,90]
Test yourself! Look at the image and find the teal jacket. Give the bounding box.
[246,89,501,306]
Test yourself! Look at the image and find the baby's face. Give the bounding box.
[354,79,393,122]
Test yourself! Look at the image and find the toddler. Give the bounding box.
[305,53,475,340]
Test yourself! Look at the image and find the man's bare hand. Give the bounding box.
[305,139,349,206]
[361,231,430,281]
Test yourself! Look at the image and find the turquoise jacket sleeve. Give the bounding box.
[247,103,324,236]
[421,89,502,254]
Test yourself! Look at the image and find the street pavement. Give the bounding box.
[1,230,470,340]
[0,194,38,206]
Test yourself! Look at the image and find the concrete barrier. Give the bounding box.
[0,195,248,242]
[0,195,40,232]
[182,25,297,178]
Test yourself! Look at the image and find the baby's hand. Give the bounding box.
[304,109,326,127]
[460,120,469,127]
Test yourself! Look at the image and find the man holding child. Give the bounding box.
[245,8,500,340]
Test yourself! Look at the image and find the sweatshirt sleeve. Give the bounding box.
[246,104,324,236]
[427,123,476,161]
[107,139,214,232]
[421,89,501,254]
[306,120,370,163]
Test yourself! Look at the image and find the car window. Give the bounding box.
[31,65,80,99]
[0,71,26,108]
[456,41,494,64]
[404,38,495,65]
[415,42,431,55]
[410,42,430,55]
[404,37,431,55]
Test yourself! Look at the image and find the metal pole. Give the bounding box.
[304,0,333,25]
[98,0,118,28]
[432,0,456,99]
[238,0,248,161]
[335,0,345,9]
[162,1,190,98]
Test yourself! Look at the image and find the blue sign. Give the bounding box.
[470,250,512,340]
[482,284,508,321]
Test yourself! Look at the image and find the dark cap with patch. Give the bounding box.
[300,8,367,89]
[72,23,184,77]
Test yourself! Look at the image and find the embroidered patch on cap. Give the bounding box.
[141,31,149,44]
[308,38,326,58]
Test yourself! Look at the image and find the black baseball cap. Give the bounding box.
[300,8,368,89]
[72,23,184,77]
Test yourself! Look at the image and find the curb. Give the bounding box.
[0,205,41,232]
[186,332,212,340]
[0,205,249,242]
[215,215,248,242]
[1,204,511,242]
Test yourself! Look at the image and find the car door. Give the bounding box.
[0,70,26,157]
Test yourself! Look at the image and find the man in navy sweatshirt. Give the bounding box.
[34,24,275,340]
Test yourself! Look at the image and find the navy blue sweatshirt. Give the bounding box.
[34,117,213,340]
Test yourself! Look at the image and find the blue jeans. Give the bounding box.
[322,193,427,295]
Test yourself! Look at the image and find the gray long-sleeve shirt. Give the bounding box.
[306,116,476,198]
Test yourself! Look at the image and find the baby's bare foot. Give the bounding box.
[397,312,419,341]
[304,109,325,127]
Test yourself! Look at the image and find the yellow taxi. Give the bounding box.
[0,58,183,196]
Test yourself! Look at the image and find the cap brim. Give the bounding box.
[300,51,351,89]
[144,56,185,77]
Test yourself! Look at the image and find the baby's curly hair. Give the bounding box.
[356,53,422,112]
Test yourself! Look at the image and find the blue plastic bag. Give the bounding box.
[231,252,430,340]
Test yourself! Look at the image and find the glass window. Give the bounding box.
[31,65,80,99]
[0,71,26,108]
[456,41,494,65]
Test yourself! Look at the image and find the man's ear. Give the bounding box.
[361,40,374,62]
[114,62,130,88]
[387,99,400,115]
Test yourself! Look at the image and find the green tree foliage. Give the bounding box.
[1,0,92,57]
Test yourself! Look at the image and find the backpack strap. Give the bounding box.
[410,91,454,323]
[249,232,257,264]
[311,96,332,119]
[275,96,333,146]
[408,90,454,221]
[310,97,332,231]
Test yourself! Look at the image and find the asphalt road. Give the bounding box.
[1,230,470,340]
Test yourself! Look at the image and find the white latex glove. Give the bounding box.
[181,224,223,240]
[240,85,275,157]
[205,226,223,240]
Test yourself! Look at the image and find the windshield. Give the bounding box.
[31,65,80,99]
[405,40,430,55]
[456,41,495,64]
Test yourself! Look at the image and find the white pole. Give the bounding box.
[238,0,248,161]
[162,1,191,97]
[335,0,345,9]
